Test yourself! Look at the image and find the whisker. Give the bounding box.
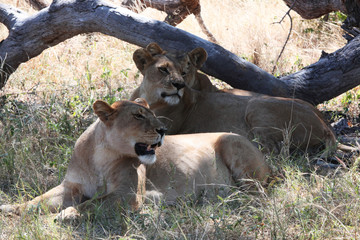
[157,116,173,122]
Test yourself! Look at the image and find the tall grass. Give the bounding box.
[0,0,359,239]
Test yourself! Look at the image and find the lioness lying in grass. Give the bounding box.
[130,43,336,155]
[0,99,270,218]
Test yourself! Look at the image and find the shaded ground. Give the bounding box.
[320,111,360,168]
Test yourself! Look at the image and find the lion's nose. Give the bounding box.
[172,82,185,90]
[156,127,167,137]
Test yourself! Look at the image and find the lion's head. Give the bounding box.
[133,42,207,106]
[93,98,166,164]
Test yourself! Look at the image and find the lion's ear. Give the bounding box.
[93,100,115,123]
[188,48,207,69]
[134,98,150,109]
[134,43,166,73]
[146,42,165,56]
[133,49,153,73]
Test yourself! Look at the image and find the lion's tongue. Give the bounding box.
[147,144,158,151]
[135,143,159,156]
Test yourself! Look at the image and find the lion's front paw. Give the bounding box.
[0,204,19,216]
[54,206,80,224]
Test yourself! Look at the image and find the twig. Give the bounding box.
[275,0,297,25]
[271,1,296,75]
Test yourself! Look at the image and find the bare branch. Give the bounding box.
[280,35,360,103]
[282,0,347,19]
[0,3,29,30]
[282,0,360,31]
[272,6,294,74]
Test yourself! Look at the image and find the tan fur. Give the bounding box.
[130,43,217,103]
[121,0,217,43]
[131,43,337,154]
[0,99,166,215]
[146,133,270,204]
[0,99,270,218]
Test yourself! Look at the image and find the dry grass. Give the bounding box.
[0,0,359,239]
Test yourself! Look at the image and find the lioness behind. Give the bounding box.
[130,43,336,154]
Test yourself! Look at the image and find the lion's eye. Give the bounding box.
[133,113,145,120]
[158,67,169,75]
[181,72,187,77]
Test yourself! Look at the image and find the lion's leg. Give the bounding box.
[244,104,285,154]
[247,127,282,155]
[245,97,337,155]
[216,134,271,186]
[56,164,145,221]
[0,180,84,215]
[56,189,141,223]
[55,192,120,223]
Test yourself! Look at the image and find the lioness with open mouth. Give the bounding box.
[130,43,336,155]
[0,99,270,218]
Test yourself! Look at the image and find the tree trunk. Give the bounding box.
[0,0,359,104]
[26,0,217,42]
[282,0,346,19]
[282,0,360,29]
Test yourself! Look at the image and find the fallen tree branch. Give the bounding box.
[0,4,28,30]
[280,36,360,103]
[282,0,347,19]
[0,0,359,104]
[282,0,360,30]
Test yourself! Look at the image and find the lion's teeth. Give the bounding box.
[146,144,158,151]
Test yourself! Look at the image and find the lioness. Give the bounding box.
[0,99,270,217]
[130,43,336,154]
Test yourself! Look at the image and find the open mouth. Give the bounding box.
[135,142,161,156]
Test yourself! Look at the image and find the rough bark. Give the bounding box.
[282,0,360,29]
[0,0,359,104]
[343,0,360,29]
[280,39,360,103]
[282,0,347,19]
